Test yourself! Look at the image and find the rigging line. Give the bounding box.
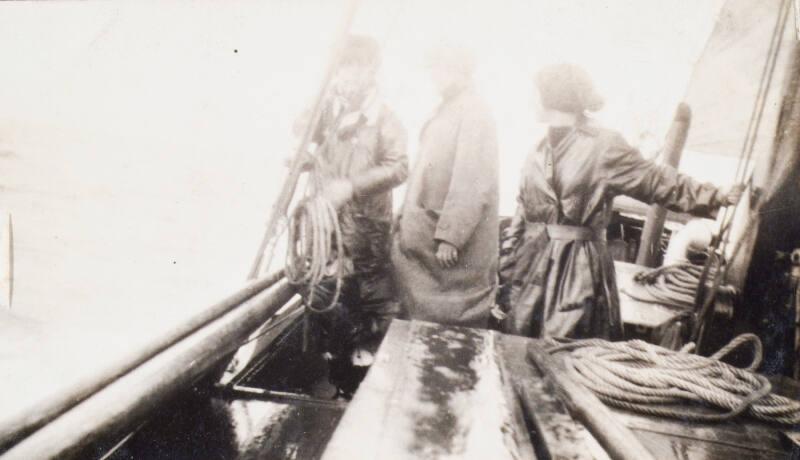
[733,0,791,184]
[715,0,791,247]
[737,0,793,184]
[717,0,790,265]
[691,1,793,343]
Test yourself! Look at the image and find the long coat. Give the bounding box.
[392,86,499,328]
[500,122,726,339]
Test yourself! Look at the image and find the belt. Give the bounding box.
[545,224,606,242]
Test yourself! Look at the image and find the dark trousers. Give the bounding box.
[304,267,397,395]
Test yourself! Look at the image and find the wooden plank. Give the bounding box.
[632,429,787,460]
[488,333,539,460]
[615,261,686,329]
[527,345,656,460]
[118,397,344,460]
[615,410,788,457]
[323,320,532,460]
[322,319,412,459]
[499,335,609,460]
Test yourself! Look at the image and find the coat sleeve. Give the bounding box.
[434,106,498,249]
[501,201,525,256]
[350,109,409,196]
[602,132,725,217]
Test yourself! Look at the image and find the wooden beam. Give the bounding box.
[527,345,656,460]
[500,336,609,459]
[247,0,362,280]
[635,103,691,267]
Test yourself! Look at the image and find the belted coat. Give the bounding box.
[500,121,727,339]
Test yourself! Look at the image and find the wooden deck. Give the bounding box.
[323,320,798,460]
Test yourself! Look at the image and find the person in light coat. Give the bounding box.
[392,45,499,328]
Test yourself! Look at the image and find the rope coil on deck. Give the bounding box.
[548,334,800,425]
[622,259,737,309]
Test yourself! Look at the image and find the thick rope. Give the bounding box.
[548,334,800,425]
[285,194,344,314]
[623,258,736,309]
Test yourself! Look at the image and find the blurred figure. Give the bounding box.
[392,44,499,328]
[497,63,743,339]
[294,35,408,398]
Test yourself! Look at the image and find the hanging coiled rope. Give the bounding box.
[548,334,800,425]
[285,193,345,314]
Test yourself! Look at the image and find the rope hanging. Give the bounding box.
[285,193,345,314]
[548,334,800,425]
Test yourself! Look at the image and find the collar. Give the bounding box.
[537,118,599,152]
[332,87,382,130]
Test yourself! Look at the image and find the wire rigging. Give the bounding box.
[690,0,793,346]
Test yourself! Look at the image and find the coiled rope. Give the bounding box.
[623,258,737,309]
[548,334,800,425]
[285,193,344,314]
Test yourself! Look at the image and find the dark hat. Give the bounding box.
[535,63,604,114]
[340,34,381,67]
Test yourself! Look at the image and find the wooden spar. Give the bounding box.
[527,345,656,460]
[501,336,609,460]
[247,0,362,280]
[2,279,296,460]
[635,103,692,267]
[0,269,285,449]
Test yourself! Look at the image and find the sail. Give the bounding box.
[683,0,796,176]
[683,0,800,289]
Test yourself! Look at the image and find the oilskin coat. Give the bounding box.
[392,86,499,328]
[299,94,408,390]
[499,122,726,339]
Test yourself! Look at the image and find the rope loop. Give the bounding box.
[286,195,345,314]
[549,334,800,424]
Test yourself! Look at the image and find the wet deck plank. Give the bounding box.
[325,320,797,460]
[111,396,343,460]
[323,320,535,460]
[499,334,610,459]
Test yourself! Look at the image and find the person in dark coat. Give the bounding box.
[498,63,743,340]
[294,35,408,397]
[392,45,499,328]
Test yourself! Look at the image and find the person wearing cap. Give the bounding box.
[392,44,499,328]
[496,63,743,339]
[293,35,408,398]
